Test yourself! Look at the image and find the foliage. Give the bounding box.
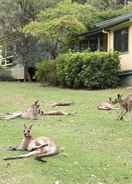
[23,0,132,61]
[95,4,132,23]
[35,60,57,85]
[0,0,61,38]
[23,0,97,59]
[56,51,120,89]
[0,0,132,83]
[0,0,61,80]
[72,0,87,3]
[87,0,129,10]
[37,0,97,29]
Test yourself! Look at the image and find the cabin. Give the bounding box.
[78,13,132,86]
[0,41,46,81]
[0,46,24,80]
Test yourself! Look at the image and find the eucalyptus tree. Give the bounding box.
[0,0,61,80]
[23,0,98,59]
[87,0,128,10]
[72,0,87,3]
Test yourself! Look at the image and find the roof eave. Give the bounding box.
[78,19,132,38]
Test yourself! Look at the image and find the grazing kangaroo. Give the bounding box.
[113,94,132,120]
[4,124,58,161]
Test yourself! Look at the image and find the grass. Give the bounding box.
[0,82,132,184]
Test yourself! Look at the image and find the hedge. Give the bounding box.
[35,60,57,85]
[56,51,120,89]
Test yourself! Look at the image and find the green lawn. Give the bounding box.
[0,82,132,184]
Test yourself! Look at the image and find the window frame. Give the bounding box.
[113,27,129,54]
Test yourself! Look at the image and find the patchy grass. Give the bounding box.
[0,82,132,184]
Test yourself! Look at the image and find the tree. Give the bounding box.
[116,0,128,5]
[24,0,132,59]
[23,0,97,59]
[87,0,128,10]
[0,0,61,81]
[72,0,87,3]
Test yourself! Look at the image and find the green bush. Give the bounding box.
[35,60,57,85]
[56,51,120,89]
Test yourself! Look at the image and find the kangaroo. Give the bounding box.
[51,101,73,107]
[113,94,132,120]
[4,124,58,161]
[43,111,71,116]
[0,100,71,120]
[0,100,43,120]
[21,100,43,119]
[97,97,113,110]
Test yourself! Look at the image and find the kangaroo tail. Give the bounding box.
[1,112,22,120]
[3,154,29,160]
[3,150,39,160]
[3,144,49,160]
[44,111,71,116]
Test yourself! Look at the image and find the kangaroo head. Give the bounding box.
[34,102,44,115]
[31,100,39,108]
[30,100,44,116]
[117,94,123,101]
[23,124,32,138]
[34,100,39,105]
[112,94,123,104]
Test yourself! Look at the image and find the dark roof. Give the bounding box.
[96,13,132,29]
[79,13,132,37]
[79,28,102,37]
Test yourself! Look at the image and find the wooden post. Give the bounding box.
[97,36,101,51]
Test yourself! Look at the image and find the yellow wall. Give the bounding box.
[108,25,132,71]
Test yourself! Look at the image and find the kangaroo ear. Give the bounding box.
[34,100,39,105]
[29,124,33,129]
[24,124,27,129]
[117,94,121,99]
[108,97,112,102]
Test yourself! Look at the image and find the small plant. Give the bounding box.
[35,60,57,85]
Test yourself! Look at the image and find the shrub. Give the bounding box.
[35,60,57,85]
[56,51,120,89]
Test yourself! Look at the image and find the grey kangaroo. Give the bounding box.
[113,94,132,120]
[0,100,43,120]
[97,97,113,110]
[0,100,71,120]
[4,124,58,161]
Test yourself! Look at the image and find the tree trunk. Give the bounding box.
[24,62,28,82]
[115,0,128,5]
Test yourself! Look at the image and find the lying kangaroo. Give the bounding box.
[0,100,42,120]
[113,94,132,120]
[0,100,71,120]
[97,97,113,110]
[4,124,58,161]
[21,100,43,119]
[51,101,73,107]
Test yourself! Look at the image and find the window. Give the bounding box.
[1,56,14,66]
[88,36,98,51]
[114,27,128,53]
[87,34,107,52]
